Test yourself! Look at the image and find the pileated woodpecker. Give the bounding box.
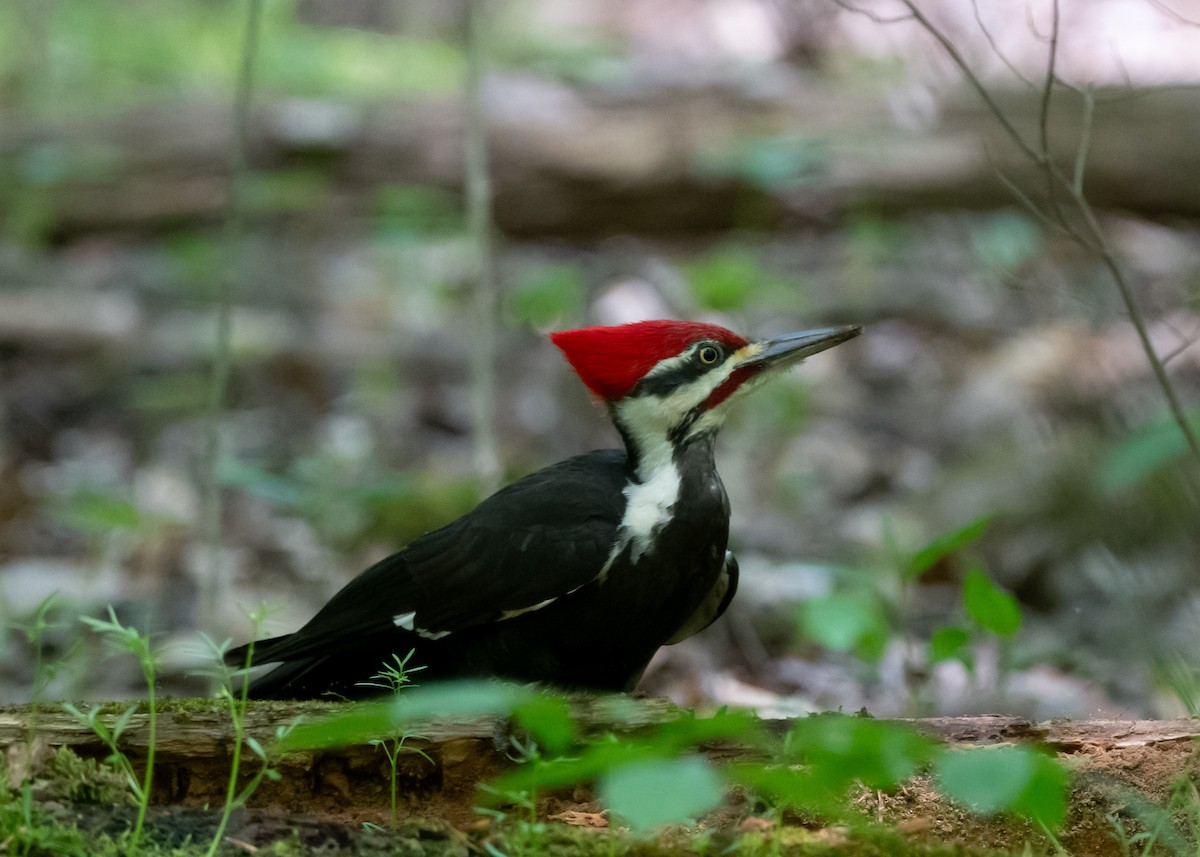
[228,320,861,698]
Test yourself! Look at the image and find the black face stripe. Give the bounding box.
[631,341,731,399]
[634,363,705,398]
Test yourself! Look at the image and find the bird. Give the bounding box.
[227,319,862,699]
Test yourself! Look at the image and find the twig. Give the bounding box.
[828,0,914,24]
[1035,0,1064,225]
[1071,85,1094,196]
[892,0,1040,164]
[971,0,1037,89]
[1159,314,1200,367]
[890,0,1200,470]
[1143,0,1200,27]
[202,0,264,630]
[463,0,501,493]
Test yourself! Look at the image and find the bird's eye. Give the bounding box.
[697,345,720,365]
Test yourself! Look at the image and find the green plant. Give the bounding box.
[273,680,1072,847]
[798,516,1028,711]
[196,603,292,857]
[7,594,71,857]
[934,743,1066,830]
[505,262,584,328]
[63,606,160,854]
[356,650,431,829]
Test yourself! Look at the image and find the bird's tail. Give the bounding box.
[223,635,386,700]
[224,633,291,670]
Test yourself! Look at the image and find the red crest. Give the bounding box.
[550,320,748,401]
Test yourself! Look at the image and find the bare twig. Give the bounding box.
[828,0,914,24]
[889,0,1200,470]
[1035,0,1063,223]
[202,0,264,632]
[890,1,1041,164]
[1071,85,1094,196]
[1144,0,1200,27]
[970,0,1037,89]
[990,167,1064,234]
[1160,314,1200,366]
[463,0,501,493]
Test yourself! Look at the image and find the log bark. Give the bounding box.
[3,700,1198,825]
[4,79,1198,241]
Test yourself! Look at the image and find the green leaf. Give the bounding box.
[1100,412,1200,494]
[273,702,395,753]
[963,569,1021,637]
[390,680,528,722]
[787,716,938,791]
[218,460,304,509]
[907,517,990,578]
[800,592,886,653]
[512,694,576,756]
[275,681,529,753]
[599,756,724,830]
[928,625,972,666]
[936,745,1067,829]
[684,247,760,312]
[506,264,583,327]
[937,745,1030,813]
[729,718,937,815]
[56,489,148,534]
[971,210,1041,275]
[490,709,762,799]
[725,763,831,812]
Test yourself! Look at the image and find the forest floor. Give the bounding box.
[4,699,1200,856]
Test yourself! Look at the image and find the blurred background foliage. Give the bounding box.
[0,0,1197,723]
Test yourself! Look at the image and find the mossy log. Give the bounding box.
[2,698,1198,826]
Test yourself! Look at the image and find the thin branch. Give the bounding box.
[1070,192,1200,464]
[1071,84,1094,196]
[890,0,1200,471]
[1036,0,1058,162]
[828,0,914,24]
[1144,0,1200,27]
[464,0,501,493]
[1162,330,1200,367]
[894,0,1040,164]
[990,166,1062,233]
[202,0,264,632]
[971,0,1037,89]
[1036,0,1071,230]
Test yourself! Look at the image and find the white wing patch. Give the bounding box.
[391,610,451,640]
[393,611,417,630]
[499,597,558,620]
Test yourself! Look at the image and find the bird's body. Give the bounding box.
[229,320,860,699]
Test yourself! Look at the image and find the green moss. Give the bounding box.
[42,747,131,805]
[84,696,348,718]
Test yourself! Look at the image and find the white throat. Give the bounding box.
[605,397,683,566]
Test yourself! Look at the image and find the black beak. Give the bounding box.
[741,325,863,371]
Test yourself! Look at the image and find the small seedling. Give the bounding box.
[194,603,293,857]
[64,605,160,855]
[357,650,430,828]
[10,594,70,841]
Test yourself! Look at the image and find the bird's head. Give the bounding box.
[551,320,862,462]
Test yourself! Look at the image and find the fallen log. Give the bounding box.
[2,699,1197,826]
[3,79,1198,241]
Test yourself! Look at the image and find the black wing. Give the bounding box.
[250,449,629,663]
